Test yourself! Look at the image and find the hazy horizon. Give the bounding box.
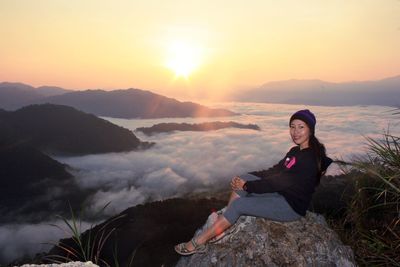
[1,74,399,106]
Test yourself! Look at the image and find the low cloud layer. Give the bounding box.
[56,103,398,215]
[2,102,399,264]
[0,220,91,264]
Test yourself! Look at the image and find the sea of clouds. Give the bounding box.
[1,102,399,264]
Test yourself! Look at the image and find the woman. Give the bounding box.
[175,109,332,255]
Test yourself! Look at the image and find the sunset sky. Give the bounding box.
[1,0,399,99]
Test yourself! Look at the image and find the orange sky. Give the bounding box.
[1,0,399,100]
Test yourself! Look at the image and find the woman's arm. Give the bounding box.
[248,162,281,179]
[249,147,297,179]
[229,174,292,192]
[244,154,318,194]
[243,173,294,193]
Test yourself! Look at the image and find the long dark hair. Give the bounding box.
[309,134,327,185]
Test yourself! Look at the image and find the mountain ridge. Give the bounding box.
[0,104,152,155]
[0,103,152,224]
[36,88,238,119]
[0,83,238,118]
[232,75,400,106]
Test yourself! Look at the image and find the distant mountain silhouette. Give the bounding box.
[0,82,238,118]
[36,85,72,96]
[136,121,260,135]
[0,104,153,155]
[0,82,71,110]
[232,75,400,107]
[36,88,238,118]
[0,82,43,110]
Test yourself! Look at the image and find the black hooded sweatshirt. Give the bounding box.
[245,146,331,216]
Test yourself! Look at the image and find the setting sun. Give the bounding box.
[165,41,203,79]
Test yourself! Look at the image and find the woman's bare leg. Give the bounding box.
[180,215,231,251]
[176,187,241,252]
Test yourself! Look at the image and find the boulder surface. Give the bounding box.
[176,211,355,267]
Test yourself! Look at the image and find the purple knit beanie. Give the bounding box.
[289,109,316,133]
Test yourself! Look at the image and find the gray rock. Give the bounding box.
[176,211,356,267]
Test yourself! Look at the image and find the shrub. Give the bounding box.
[336,128,400,266]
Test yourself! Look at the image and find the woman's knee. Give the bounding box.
[223,198,243,224]
[233,189,246,198]
[229,198,246,214]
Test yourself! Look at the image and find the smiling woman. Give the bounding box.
[165,40,204,79]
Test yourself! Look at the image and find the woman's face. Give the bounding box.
[290,119,311,149]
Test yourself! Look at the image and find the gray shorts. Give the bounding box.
[223,173,301,224]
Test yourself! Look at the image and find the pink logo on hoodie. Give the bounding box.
[284,156,296,169]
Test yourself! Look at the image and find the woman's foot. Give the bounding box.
[175,238,207,256]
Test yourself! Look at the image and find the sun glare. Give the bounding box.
[165,41,203,79]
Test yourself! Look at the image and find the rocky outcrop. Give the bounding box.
[176,211,356,267]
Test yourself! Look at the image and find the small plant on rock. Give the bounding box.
[45,203,126,266]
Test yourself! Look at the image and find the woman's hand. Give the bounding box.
[231,176,246,191]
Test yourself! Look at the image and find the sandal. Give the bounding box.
[209,223,239,244]
[175,238,207,256]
